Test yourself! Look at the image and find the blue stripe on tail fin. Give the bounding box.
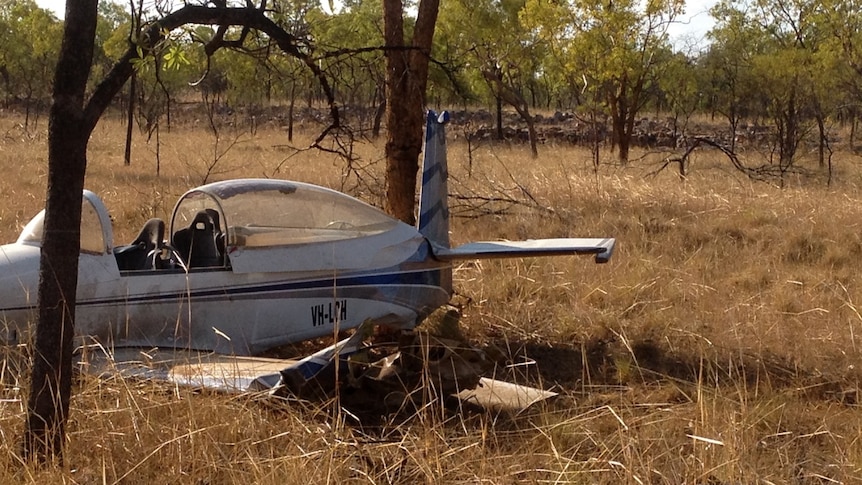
[418,110,450,249]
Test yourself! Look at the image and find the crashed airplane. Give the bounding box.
[0,111,615,410]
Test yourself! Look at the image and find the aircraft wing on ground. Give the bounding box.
[432,237,616,264]
[78,322,371,394]
[78,325,557,415]
[79,347,292,392]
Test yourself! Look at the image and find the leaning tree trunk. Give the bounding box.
[23,0,97,463]
[482,67,538,158]
[382,0,440,225]
[124,72,136,166]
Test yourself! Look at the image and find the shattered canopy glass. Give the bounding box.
[172,179,400,247]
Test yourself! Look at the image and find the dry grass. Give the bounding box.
[2,110,862,482]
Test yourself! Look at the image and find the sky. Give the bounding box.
[34,0,718,49]
[668,0,719,50]
[34,0,63,17]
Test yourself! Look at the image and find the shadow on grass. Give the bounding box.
[499,335,860,405]
[262,327,862,433]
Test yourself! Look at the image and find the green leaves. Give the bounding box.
[130,45,153,73]
[0,0,61,105]
[162,44,189,71]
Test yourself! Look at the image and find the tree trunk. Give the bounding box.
[620,107,637,164]
[525,116,538,158]
[728,112,739,153]
[124,72,136,166]
[0,64,10,108]
[611,113,626,162]
[383,0,440,225]
[164,89,172,131]
[816,113,826,168]
[20,3,345,464]
[495,95,503,140]
[287,81,296,142]
[23,0,97,463]
[24,95,31,132]
[777,85,799,174]
[483,67,538,158]
[372,89,385,139]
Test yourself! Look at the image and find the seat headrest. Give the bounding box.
[135,218,165,249]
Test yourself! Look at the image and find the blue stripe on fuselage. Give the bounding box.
[0,242,448,313]
[84,267,444,307]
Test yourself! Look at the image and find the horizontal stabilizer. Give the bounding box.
[432,237,615,264]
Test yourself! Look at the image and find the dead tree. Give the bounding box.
[648,137,808,184]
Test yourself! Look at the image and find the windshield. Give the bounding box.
[17,198,107,254]
[173,180,400,247]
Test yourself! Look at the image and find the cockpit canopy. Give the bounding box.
[170,179,422,274]
[16,190,112,254]
[12,180,423,274]
[171,179,401,248]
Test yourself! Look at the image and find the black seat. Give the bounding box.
[173,210,222,268]
[205,208,226,259]
[115,218,165,271]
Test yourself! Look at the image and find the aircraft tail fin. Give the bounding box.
[417,109,616,273]
[417,110,451,250]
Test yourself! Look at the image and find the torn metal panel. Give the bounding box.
[454,377,558,414]
[168,357,287,391]
[271,320,373,393]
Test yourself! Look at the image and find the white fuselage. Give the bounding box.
[0,241,449,355]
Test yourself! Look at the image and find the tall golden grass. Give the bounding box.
[1,111,861,482]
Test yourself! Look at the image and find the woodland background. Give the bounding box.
[3,0,862,183]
